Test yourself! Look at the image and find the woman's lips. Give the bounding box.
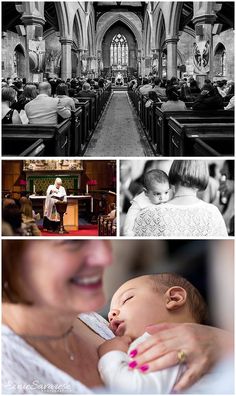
[70,275,103,289]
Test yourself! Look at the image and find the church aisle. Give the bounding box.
[85,92,153,156]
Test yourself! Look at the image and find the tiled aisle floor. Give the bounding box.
[85,91,153,156]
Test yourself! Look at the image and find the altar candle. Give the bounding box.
[91,197,93,213]
[86,184,88,194]
[33,184,36,194]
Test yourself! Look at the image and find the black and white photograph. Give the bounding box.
[1,1,234,156]
[120,159,234,237]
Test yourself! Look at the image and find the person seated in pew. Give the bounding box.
[139,78,153,96]
[151,78,166,101]
[56,83,76,111]
[2,87,22,124]
[78,82,96,98]
[224,96,234,110]
[161,86,187,111]
[25,82,71,124]
[20,198,41,237]
[12,83,37,113]
[192,83,224,111]
[68,88,80,105]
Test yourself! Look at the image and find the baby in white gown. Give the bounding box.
[123,169,171,236]
[98,274,230,394]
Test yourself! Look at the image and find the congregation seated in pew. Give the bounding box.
[25,82,71,124]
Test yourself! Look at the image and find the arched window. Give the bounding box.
[214,43,226,76]
[110,34,128,66]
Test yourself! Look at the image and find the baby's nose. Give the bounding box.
[108,309,120,323]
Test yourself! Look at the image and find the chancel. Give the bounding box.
[2,160,117,236]
[1,1,234,156]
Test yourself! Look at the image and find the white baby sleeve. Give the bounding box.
[98,350,181,394]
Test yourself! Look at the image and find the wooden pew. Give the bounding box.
[192,137,234,156]
[76,95,96,133]
[3,138,45,156]
[75,100,90,146]
[2,119,71,156]
[168,116,234,156]
[154,107,234,155]
[98,215,116,236]
[70,107,83,155]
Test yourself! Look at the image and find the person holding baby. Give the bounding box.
[2,240,232,394]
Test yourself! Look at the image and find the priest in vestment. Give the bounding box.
[43,178,67,232]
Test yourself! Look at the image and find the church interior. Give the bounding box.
[2,160,117,236]
[2,1,234,156]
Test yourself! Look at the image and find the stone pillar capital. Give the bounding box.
[165,37,179,45]
[192,14,216,26]
[60,38,73,46]
[21,14,45,26]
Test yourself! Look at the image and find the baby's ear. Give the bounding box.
[143,188,148,195]
[165,286,187,311]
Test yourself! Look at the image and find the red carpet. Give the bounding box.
[40,225,98,236]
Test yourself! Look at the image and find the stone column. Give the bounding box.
[20,14,45,81]
[60,38,73,80]
[192,14,216,88]
[76,50,81,77]
[165,37,178,79]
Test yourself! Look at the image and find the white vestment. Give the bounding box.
[44,184,67,222]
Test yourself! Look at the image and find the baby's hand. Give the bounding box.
[98,336,132,357]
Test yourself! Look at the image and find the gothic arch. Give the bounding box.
[143,11,152,56]
[162,2,183,38]
[153,8,166,49]
[96,12,142,53]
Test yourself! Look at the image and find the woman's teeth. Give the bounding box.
[71,275,101,286]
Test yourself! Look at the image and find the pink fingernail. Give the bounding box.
[129,349,138,358]
[139,364,149,372]
[128,361,137,369]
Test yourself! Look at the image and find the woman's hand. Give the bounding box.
[128,322,233,392]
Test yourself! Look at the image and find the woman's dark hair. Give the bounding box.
[56,83,68,96]
[169,160,209,191]
[2,203,22,231]
[23,84,37,100]
[2,87,16,102]
[166,86,179,101]
[148,91,158,101]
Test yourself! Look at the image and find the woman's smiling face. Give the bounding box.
[18,240,112,314]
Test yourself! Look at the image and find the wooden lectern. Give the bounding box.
[55,201,68,234]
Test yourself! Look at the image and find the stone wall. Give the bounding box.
[2,31,26,79]
[213,28,234,80]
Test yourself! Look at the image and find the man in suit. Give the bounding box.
[25,82,71,124]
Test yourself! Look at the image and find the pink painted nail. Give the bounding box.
[129,349,138,358]
[128,361,137,369]
[139,364,149,372]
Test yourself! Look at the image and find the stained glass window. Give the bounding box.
[110,34,128,65]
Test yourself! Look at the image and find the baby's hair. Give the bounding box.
[143,169,169,191]
[148,273,208,325]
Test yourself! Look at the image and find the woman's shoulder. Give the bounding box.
[2,324,93,394]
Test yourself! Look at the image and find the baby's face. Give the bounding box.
[146,181,170,205]
[108,276,167,340]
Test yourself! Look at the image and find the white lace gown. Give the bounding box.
[2,313,114,394]
[134,201,228,237]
